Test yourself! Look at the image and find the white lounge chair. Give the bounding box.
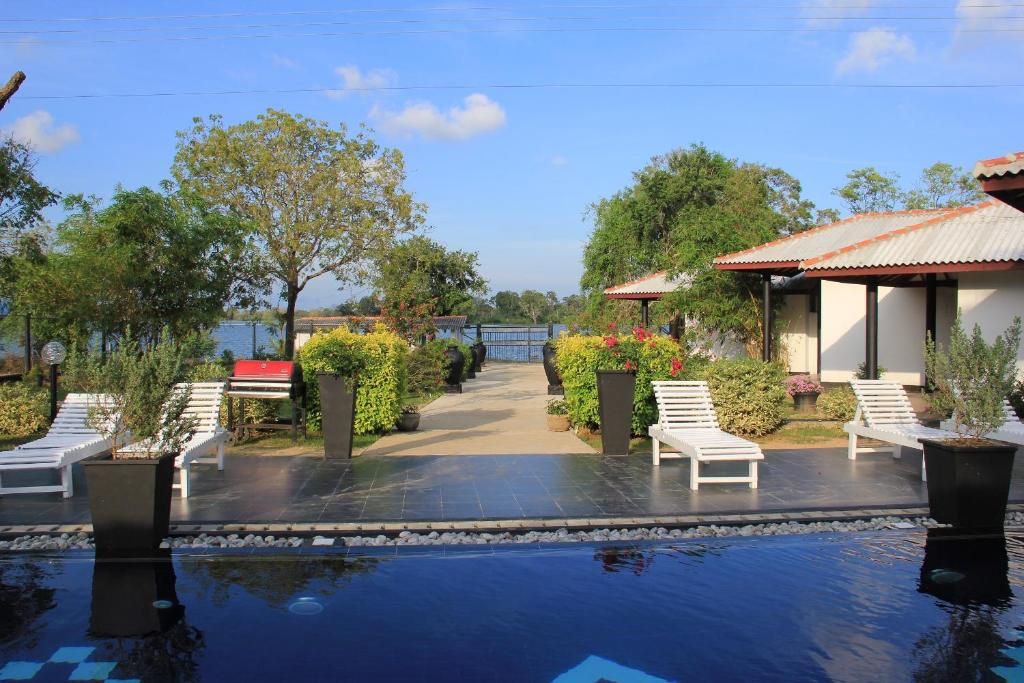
[648,380,764,490]
[940,399,1024,447]
[0,393,118,498]
[845,379,957,481]
[116,382,229,498]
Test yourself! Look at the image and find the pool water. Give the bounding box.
[2,531,1024,682]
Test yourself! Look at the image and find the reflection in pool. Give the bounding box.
[1,530,1024,682]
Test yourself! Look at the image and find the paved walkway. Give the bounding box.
[362,362,594,456]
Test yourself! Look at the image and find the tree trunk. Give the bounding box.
[0,71,26,112]
[283,284,299,359]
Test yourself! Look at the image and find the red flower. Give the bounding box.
[669,357,683,377]
[604,336,619,348]
[607,322,618,331]
[624,360,635,371]
[632,327,652,341]
[649,341,658,349]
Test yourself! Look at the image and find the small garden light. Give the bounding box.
[41,341,66,423]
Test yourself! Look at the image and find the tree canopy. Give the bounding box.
[13,187,247,345]
[0,137,57,257]
[833,162,984,215]
[373,235,486,316]
[172,108,424,357]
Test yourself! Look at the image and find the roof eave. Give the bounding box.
[803,261,1024,278]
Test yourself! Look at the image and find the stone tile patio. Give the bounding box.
[2,446,1022,526]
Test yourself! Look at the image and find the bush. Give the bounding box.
[1011,377,1024,420]
[546,399,568,416]
[0,382,49,436]
[298,325,408,434]
[554,329,686,434]
[407,343,446,398]
[818,387,857,422]
[697,359,786,437]
[784,374,822,396]
[423,339,473,382]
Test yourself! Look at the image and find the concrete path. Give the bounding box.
[362,362,595,455]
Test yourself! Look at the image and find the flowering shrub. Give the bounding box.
[555,329,686,433]
[818,387,858,421]
[0,383,49,436]
[784,374,823,397]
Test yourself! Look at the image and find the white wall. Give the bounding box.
[820,280,927,385]
[957,271,1024,376]
[778,293,819,373]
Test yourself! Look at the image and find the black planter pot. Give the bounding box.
[84,452,175,557]
[90,549,184,636]
[793,391,819,413]
[479,342,487,364]
[918,529,1010,606]
[319,373,358,459]
[471,342,485,372]
[596,370,636,455]
[542,344,563,395]
[467,364,476,380]
[922,438,1017,531]
[397,412,420,432]
[443,347,464,394]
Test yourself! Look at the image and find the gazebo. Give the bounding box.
[602,271,688,330]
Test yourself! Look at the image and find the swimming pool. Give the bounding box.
[1,530,1022,682]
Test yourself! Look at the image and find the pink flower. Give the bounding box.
[624,360,635,371]
[604,336,619,348]
[607,322,618,331]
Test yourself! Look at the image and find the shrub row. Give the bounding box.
[0,382,49,436]
[298,325,408,434]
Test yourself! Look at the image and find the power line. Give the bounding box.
[4,24,1022,46]
[1,2,1020,22]
[1,14,1020,36]
[17,82,1024,101]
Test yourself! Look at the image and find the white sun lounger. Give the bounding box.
[0,393,117,498]
[845,380,957,481]
[116,382,229,498]
[940,399,1024,447]
[648,380,764,490]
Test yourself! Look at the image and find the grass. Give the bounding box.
[0,433,40,451]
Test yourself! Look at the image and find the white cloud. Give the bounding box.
[952,0,1018,48]
[371,94,507,141]
[271,53,298,69]
[2,111,79,153]
[326,65,396,98]
[835,27,916,75]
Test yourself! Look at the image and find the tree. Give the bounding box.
[0,137,58,256]
[172,109,424,357]
[492,290,523,322]
[905,162,985,210]
[833,167,903,214]
[373,235,486,316]
[519,290,550,324]
[14,187,248,345]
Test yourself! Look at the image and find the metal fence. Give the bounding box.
[458,324,564,363]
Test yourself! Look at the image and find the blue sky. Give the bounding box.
[1,1,1021,308]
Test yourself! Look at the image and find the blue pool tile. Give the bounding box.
[0,662,44,680]
[551,655,673,683]
[49,647,95,664]
[69,661,117,680]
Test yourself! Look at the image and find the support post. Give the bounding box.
[23,314,31,373]
[641,299,650,329]
[925,274,937,386]
[48,364,58,423]
[865,278,879,380]
[547,322,553,340]
[476,322,482,342]
[251,321,257,358]
[761,274,772,362]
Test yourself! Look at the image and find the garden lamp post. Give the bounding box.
[41,341,66,423]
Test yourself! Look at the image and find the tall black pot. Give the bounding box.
[596,370,636,455]
[471,342,485,372]
[444,347,464,394]
[922,438,1016,531]
[319,373,358,459]
[542,344,563,395]
[918,529,1010,606]
[84,452,176,557]
[91,549,184,636]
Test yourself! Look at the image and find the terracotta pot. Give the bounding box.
[793,391,819,413]
[547,414,570,432]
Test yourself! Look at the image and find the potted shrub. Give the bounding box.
[71,332,196,557]
[546,399,569,431]
[442,343,465,393]
[923,317,1022,531]
[595,325,641,455]
[785,375,822,413]
[398,405,420,432]
[542,341,563,395]
[300,334,366,460]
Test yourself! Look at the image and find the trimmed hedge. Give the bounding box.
[554,331,686,435]
[0,382,49,436]
[299,325,408,434]
[818,386,858,422]
[696,359,787,437]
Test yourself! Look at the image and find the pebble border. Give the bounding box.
[3,510,1022,553]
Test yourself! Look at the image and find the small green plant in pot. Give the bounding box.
[69,331,195,556]
[398,404,420,432]
[546,399,569,432]
[923,316,1022,531]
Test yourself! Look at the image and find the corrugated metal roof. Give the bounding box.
[603,271,690,296]
[802,201,1024,271]
[974,152,1024,180]
[714,209,951,265]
